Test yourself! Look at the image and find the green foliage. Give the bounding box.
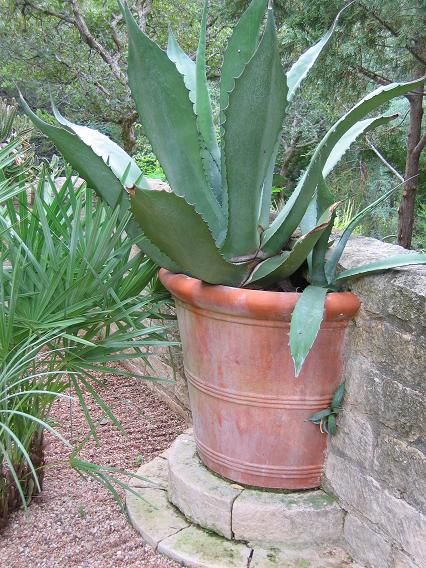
[308,382,345,435]
[22,0,426,376]
[133,151,165,180]
[0,98,35,187]
[333,200,360,233]
[0,145,172,522]
[0,99,17,143]
[289,285,328,376]
[413,203,426,251]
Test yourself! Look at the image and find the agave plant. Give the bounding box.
[21,0,426,374]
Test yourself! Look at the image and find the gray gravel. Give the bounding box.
[0,368,187,567]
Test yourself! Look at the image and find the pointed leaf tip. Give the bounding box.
[290,286,328,377]
[286,0,355,102]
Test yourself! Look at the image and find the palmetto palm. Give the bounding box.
[0,158,173,525]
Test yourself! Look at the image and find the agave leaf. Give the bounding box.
[20,95,179,270]
[303,115,397,285]
[222,8,287,258]
[167,15,221,203]
[219,0,268,123]
[20,96,129,211]
[331,382,345,409]
[300,177,335,235]
[325,180,405,283]
[123,3,225,243]
[258,137,281,230]
[132,231,179,272]
[301,114,396,238]
[130,189,248,286]
[309,194,338,286]
[167,30,196,99]
[219,0,268,218]
[244,205,336,287]
[51,101,150,190]
[286,3,352,102]
[334,254,426,283]
[298,178,334,288]
[195,0,222,202]
[327,414,337,435]
[308,408,332,423]
[322,114,397,179]
[289,285,328,377]
[261,78,425,256]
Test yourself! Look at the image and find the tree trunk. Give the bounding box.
[120,111,139,155]
[397,74,425,248]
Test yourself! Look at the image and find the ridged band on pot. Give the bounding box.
[159,269,360,490]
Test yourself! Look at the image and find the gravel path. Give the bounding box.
[0,368,187,567]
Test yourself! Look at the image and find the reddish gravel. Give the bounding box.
[0,368,187,568]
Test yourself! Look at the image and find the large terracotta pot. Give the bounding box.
[159,269,360,490]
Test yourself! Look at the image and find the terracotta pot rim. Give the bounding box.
[159,268,361,322]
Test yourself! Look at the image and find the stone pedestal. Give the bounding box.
[127,433,361,568]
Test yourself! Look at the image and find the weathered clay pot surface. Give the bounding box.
[160,269,360,490]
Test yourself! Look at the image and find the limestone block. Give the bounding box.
[340,238,426,326]
[126,486,189,548]
[325,454,426,562]
[250,544,355,567]
[393,550,422,568]
[232,488,344,546]
[344,356,425,439]
[367,379,424,440]
[343,514,392,568]
[122,313,191,418]
[158,525,252,568]
[339,237,416,270]
[167,435,242,539]
[129,456,168,489]
[344,355,382,409]
[127,449,359,567]
[347,318,426,391]
[148,178,171,192]
[373,435,426,513]
[329,411,377,469]
[124,355,191,420]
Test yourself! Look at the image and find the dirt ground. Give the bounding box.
[0,368,187,568]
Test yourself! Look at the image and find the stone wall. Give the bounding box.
[126,236,425,567]
[124,318,191,421]
[324,237,426,568]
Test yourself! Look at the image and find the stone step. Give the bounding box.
[168,434,345,547]
[126,435,360,568]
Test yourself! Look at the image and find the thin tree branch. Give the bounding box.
[135,0,152,31]
[413,132,426,157]
[110,13,123,51]
[53,53,111,97]
[366,139,404,182]
[19,0,74,24]
[18,0,127,86]
[355,65,426,101]
[360,3,426,67]
[355,65,392,86]
[69,0,126,85]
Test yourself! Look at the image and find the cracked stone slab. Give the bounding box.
[158,524,252,568]
[126,486,189,548]
[159,429,193,460]
[130,456,169,489]
[250,544,356,567]
[127,448,358,568]
[168,435,243,539]
[232,488,344,546]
